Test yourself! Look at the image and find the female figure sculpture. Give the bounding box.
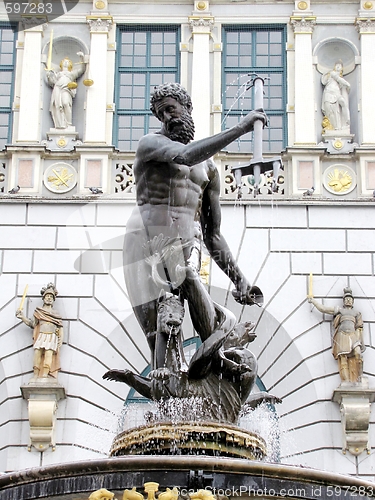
[46,52,86,129]
[321,60,350,132]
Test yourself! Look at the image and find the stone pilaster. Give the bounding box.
[290,16,316,145]
[84,16,113,144]
[189,15,214,140]
[17,22,45,143]
[356,18,375,144]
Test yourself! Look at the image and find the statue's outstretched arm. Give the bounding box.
[137,109,267,167]
[173,109,266,166]
[308,297,335,315]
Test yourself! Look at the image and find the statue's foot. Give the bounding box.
[150,367,171,380]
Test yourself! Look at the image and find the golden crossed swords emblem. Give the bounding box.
[48,167,74,189]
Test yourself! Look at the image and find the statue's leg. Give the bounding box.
[42,349,54,377]
[61,92,72,126]
[338,355,349,382]
[32,348,42,379]
[124,225,169,368]
[180,265,217,342]
[348,346,363,383]
[338,95,350,126]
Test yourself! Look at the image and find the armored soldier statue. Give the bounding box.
[309,287,365,383]
[16,283,63,380]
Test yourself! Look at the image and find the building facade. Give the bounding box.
[0,0,374,481]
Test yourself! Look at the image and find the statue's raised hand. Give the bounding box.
[239,108,268,134]
[232,283,263,307]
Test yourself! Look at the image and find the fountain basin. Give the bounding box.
[110,421,266,459]
[1,456,374,500]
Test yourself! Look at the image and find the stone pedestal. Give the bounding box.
[320,132,357,154]
[332,378,375,456]
[21,379,66,452]
[44,127,81,151]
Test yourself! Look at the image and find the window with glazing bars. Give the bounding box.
[222,26,287,154]
[114,26,180,151]
[0,25,15,150]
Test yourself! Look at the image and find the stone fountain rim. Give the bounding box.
[0,456,374,490]
[110,420,267,458]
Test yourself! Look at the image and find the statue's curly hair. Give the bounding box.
[150,83,193,118]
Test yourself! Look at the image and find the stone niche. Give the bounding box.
[313,36,359,153]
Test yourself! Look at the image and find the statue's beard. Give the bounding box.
[165,109,195,144]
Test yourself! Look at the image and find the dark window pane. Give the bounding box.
[222,27,285,153]
[0,27,15,147]
[115,27,179,150]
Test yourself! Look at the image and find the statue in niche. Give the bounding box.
[103,82,281,422]
[45,52,86,129]
[321,60,350,132]
[16,283,63,380]
[309,287,365,383]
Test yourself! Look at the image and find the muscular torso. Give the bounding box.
[131,156,211,240]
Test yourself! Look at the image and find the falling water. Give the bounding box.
[239,401,281,462]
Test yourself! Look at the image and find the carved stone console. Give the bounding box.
[21,381,66,452]
[332,378,375,456]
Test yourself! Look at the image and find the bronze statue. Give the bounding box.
[121,82,265,372]
[104,83,278,422]
[309,287,365,383]
[16,283,63,380]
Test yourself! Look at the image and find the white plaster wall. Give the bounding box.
[0,201,374,481]
[0,0,374,485]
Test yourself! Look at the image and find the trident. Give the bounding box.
[231,74,283,198]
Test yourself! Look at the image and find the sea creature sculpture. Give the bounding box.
[103,294,280,424]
